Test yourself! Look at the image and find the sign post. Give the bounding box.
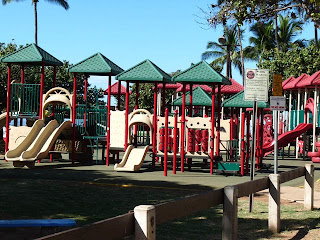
[270,95,286,174]
[244,69,269,213]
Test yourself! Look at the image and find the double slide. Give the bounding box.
[5,119,72,163]
[262,123,312,156]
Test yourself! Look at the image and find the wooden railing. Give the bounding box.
[37,164,314,240]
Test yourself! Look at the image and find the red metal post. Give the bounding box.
[134,82,139,147]
[181,83,186,172]
[117,80,121,110]
[217,84,221,156]
[21,65,24,84]
[83,75,88,128]
[50,66,57,162]
[256,109,260,169]
[259,110,264,166]
[164,108,168,176]
[124,81,130,150]
[106,75,112,166]
[39,62,45,119]
[71,73,77,164]
[173,109,178,174]
[161,83,166,116]
[5,64,11,154]
[210,83,215,174]
[152,82,158,169]
[230,108,234,159]
[189,83,193,117]
[240,111,245,176]
[246,112,250,173]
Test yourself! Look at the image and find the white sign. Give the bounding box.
[244,69,269,102]
[270,96,286,110]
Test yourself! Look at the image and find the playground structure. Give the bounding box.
[1,44,319,174]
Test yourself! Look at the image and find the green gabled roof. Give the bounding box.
[172,86,214,106]
[115,59,172,83]
[68,53,124,76]
[222,91,269,108]
[172,61,231,85]
[0,43,63,66]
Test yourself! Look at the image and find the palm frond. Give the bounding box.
[45,0,69,9]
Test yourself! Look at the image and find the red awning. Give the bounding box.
[216,78,243,94]
[176,84,212,93]
[283,73,309,90]
[104,82,131,95]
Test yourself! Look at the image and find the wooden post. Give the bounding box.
[134,205,156,240]
[268,174,280,233]
[304,164,314,210]
[222,185,238,240]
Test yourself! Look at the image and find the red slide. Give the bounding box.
[262,123,312,156]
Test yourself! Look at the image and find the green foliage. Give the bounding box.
[258,43,320,80]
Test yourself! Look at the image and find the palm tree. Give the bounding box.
[202,25,243,79]
[243,21,275,63]
[277,15,305,52]
[2,0,69,45]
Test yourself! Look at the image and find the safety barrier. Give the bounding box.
[37,164,314,240]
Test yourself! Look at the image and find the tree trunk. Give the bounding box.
[237,25,245,86]
[226,48,230,79]
[315,23,318,49]
[275,14,280,51]
[34,1,38,45]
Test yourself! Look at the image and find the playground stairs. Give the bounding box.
[307,142,320,163]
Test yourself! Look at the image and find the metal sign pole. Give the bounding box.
[249,99,258,212]
[274,109,278,174]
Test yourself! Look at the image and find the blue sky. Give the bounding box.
[1,0,316,102]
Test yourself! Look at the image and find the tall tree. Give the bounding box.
[2,0,69,45]
[201,25,243,78]
[244,20,275,63]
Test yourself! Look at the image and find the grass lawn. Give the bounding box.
[0,176,319,239]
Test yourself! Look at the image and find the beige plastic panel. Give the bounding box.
[110,110,126,149]
[42,87,72,120]
[20,120,72,161]
[114,145,149,172]
[129,114,153,144]
[6,120,45,161]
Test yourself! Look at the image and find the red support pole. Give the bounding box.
[181,83,186,172]
[259,109,264,166]
[21,65,24,84]
[240,111,245,176]
[71,73,77,165]
[230,108,234,159]
[189,83,193,117]
[217,84,221,156]
[161,83,166,116]
[124,81,129,150]
[164,108,168,176]
[50,66,57,162]
[246,112,250,173]
[39,62,45,119]
[117,80,121,110]
[83,75,88,128]
[210,83,215,174]
[256,109,260,169]
[5,64,11,155]
[152,82,158,169]
[134,82,139,147]
[106,75,111,166]
[173,109,178,174]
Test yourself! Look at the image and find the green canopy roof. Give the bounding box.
[172,86,214,106]
[115,59,172,83]
[68,53,124,76]
[0,43,63,66]
[222,91,269,108]
[172,61,231,85]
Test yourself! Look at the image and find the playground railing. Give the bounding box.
[10,83,40,117]
[37,164,314,240]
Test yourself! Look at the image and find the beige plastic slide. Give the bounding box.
[20,120,72,161]
[0,112,6,129]
[114,145,149,172]
[5,120,45,161]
